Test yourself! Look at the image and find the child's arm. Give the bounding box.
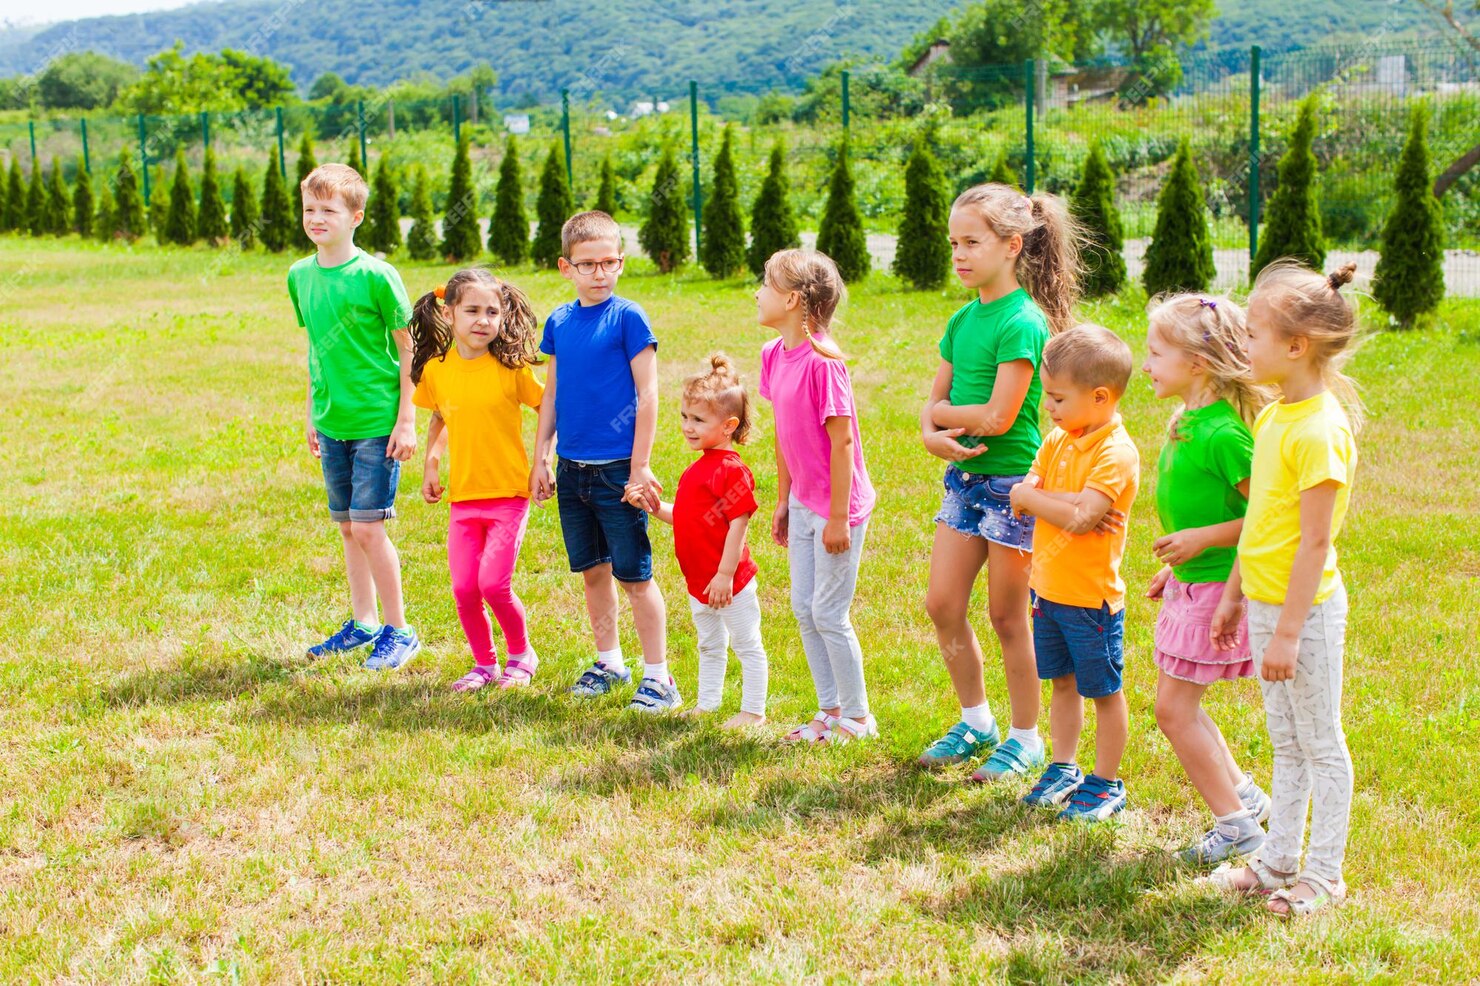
[421,411,447,504]
[705,514,752,608]
[1153,479,1251,566]
[772,442,792,547]
[623,486,675,525]
[532,356,557,501]
[387,328,417,462]
[929,359,1035,437]
[1257,481,1341,682]
[305,379,319,458]
[628,345,662,511]
[920,359,987,463]
[1011,483,1115,535]
[1210,559,1245,651]
[822,415,854,554]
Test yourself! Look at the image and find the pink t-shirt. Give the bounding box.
[759,336,875,527]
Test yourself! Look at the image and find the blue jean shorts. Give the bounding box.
[1032,592,1125,698]
[318,431,399,523]
[556,458,653,583]
[934,465,1034,551]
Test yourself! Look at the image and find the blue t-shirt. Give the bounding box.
[539,294,658,462]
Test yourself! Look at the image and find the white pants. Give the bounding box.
[688,580,769,716]
[787,496,870,720]
[1247,583,1352,888]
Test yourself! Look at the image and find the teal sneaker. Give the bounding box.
[1022,762,1084,808]
[1057,774,1126,822]
[917,720,998,768]
[970,737,1047,782]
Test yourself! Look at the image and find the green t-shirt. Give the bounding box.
[1155,399,1255,583]
[937,289,1049,475]
[288,249,413,440]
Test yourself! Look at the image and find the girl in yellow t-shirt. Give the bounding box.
[410,269,545,691]
[1208,262,1362,919]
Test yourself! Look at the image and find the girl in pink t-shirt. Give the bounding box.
[756,249,877,745]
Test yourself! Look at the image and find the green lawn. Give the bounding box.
[2,236,1477,983]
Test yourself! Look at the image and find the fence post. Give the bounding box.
[201,110,210,151]
[1249,45,1262,266]
[561,88,573,192]
[358,100,368,164]
[28,120,36,163]
[842,69,850,131]
[1024,59,1035,194]
[80,119,90,173]
[452,95,461,145]
[138,113,151,205]
[275,106,286,176]
[690,80,702,260]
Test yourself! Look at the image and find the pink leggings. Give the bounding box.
[448,497,530,666]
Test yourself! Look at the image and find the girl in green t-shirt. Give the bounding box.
[1142,294,1272,867]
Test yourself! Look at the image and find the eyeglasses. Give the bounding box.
[566,257,625,275]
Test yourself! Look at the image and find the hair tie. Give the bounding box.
[433,283,446,307]
[1021,195,1032,210]
[1198,298,1217,310]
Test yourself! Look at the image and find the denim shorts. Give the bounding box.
[318,431,399,523]
[555,458,653,582]
[1032,592,1125,698]
[934,465,1035,551]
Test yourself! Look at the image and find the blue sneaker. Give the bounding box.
[1058,774,1127,822]
[1022,762,1085,808]
[970,737,1047,782]
[918,720,998,767]
[364,626,421,670]
[627,676,683,713]
[569,661,633,698]
[307,618,379,658]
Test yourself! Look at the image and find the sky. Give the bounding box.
[1,0,210,26]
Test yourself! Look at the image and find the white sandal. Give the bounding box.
[1267,875,1346,918]
[1205,858,1297,896]
[822,714,878,745]
[782,711,838,744]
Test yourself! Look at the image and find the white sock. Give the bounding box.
[961,703,995,733]
[1008,726,1042,751]
[1235,775,1259,798]
[597,647,625,672]
[643,660,670,683]
[1215,807,1260,836]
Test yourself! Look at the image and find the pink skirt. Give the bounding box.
[1154,574,1254,684]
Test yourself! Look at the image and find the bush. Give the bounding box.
[595,155,617,217]
[406,164,439,261]
[1373,103,1445,328]
[259,156,294,252]
[747,141,800,278]
[639,145,690,273]
[72,158,94,237]
[532,144,573,268]
[816,137,870,283]
[1072,142,1126,297]
[893,136,952,290]
[440,136,481,262]
[163,148,197,245]
[488,137,528,265]
[197,148,229,244]
[1142,139,1214,296]
[700,126,746,278]
[363,157,402,255]
[1253,95,1325,277]
[230,166,258,248]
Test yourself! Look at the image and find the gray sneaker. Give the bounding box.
[1179,820,1266,865]
[1240,781,1272,824]
[627,676,683,713]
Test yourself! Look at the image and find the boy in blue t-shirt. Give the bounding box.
[532,211,674,710]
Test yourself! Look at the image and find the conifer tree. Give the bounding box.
[72,157,94,238]
[816,137,870,283]
[440,136,481,261]
[990,151,1019,189]
[700,126,746,278]
[25,161,45,235]
[113,154,146,241]
[0,158,19,232]
[747,141,800,278]
[406,164,439,261]
[197,147,229,244]
[94,181,115,242]
[1253,95,1325,277]
[364,157,402,255]
[148,165,169,240]
[1072,141,1127,297]
[259,156,294,252]
[531,143,573,268]
[595,154,617,217]
[639,145,690,273]
[46,159,70,235]
[295,133,317,250]
[893,136,952,289]
[1373,103,1445,328]
[1142,139,1215,296]
[230,166,258,249]
[346,139,363,178]
[163,148,197,245]
[488,136,528,265]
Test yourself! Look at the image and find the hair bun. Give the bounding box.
[1327,263,1357,290]
[707,351,736,376]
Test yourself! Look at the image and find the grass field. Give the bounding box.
[2,235,1478,983]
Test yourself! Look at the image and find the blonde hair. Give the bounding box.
[301,163,368,213]
[763,248,847,360]
[683,352,753,445]
[1249,260,1365,432]
[561,210,622,257]
[951,183,1086,334]
[1147,293,1273,428]
[1041,323,1133,395]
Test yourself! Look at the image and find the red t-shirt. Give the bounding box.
[673,449,759,603]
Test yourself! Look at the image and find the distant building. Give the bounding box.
[503,114,531,134]
[907,39,951,78]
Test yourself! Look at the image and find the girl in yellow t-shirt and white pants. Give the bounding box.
[1209,261,1362,919]
[409,269,545,692]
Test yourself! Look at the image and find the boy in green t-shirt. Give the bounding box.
[288,163,420,669]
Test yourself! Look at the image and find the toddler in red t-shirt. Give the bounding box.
[625,354,768,727]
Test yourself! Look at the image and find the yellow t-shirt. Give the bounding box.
[1027,415,1140,612]
[1238,391,1357,605]
[412,351,544,502]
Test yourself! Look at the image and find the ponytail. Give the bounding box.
[408,289,450,384]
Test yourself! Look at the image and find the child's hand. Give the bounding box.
[623,484,656,513]
[531,461,555,502]
[422,469,444,504]
[1260,635,1298,682]
[1093,508,1126,535]
[705,574,734,609]
[922,427,987,463]
[1208,595,1245,652]
[306,423,321,459]
[1153,529,1205,567]
[1009,481,1032,518]
[822,517,851,554]
[387,418,417,462]
[771,503,789,547]
[1146,565,1172,599]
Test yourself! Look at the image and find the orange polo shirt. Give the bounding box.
[1027,414,1140,612]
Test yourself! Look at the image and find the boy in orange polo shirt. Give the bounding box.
[1010,324,1139,822]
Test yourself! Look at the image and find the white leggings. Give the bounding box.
[1247,583,1352,888]
[689,581,769,716]
[787,497,870,720]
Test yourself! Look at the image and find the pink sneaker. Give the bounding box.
[498,653,538,689]
[451,665,500,692]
